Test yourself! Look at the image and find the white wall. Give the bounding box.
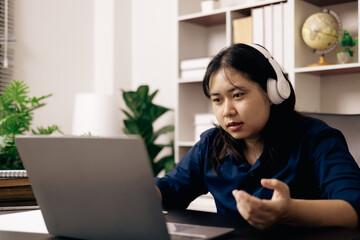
[13,0,176,135]
[130,0,177,151]
[114,0,132,132]
[131,0,177,108]
[131,0,177,137]
[14,0,95,134]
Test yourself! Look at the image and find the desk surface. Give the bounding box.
[167,209,360,240]
[0,209,359,240]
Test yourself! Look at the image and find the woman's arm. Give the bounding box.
[232,178,358,230]
[155,136,210,209]
[155,186,162,201]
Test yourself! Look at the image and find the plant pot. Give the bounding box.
[201,1,220,13]
[337,51,353,64]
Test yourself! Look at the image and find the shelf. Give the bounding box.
[295,63,360,75]
[178,78,203,83]
[178,141,196,147]
[178,12,226,26]
[178,0,286,26]
[302,0,356,7]
[227,0,287,12]
[176,0,360,162]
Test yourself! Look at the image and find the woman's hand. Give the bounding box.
[232,178,292,230]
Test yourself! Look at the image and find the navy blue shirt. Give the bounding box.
[156,118,360,223]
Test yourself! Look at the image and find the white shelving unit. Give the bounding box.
[176,0,360,212]
[292,0,360,114]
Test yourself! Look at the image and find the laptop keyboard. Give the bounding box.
[167,223,207,239]
[170,235,206,240]
[170,223,195,232]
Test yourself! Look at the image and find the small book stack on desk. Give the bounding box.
[0,170,37,207]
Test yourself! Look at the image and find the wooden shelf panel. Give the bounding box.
[178,78,203,84]
[178,0,286,26]
[295,63,360,76]
[302,0,356,7]
[177,141,195,147]
[179,12,226,26]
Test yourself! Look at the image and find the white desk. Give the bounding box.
[0,210,48,234]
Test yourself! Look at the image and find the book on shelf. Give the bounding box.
[251,3,285,68]
[0,177,30,188]
[263,4,273,54]
[194,114,218,142]
[272,3,284,67]
[181,68,207,80]
[0,170,36,207]
[282,1,290,71]
[180,57,212,70]
[0,184,35,202]
[232,16,252,44]
[252,6,264,46]
[0,170,28,178]
[0,185,36,207]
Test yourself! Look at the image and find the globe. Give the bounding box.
[301,9,342,66]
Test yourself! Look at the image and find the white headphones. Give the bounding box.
[247,44,291,105]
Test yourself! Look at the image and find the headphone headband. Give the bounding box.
[246,44,291,104]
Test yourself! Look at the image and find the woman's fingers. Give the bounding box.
[232,190,273,228]
[232,179,292,229]
[261,178,290,200]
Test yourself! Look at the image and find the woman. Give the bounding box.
[156,44,360,229]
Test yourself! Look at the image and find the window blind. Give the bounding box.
[0,0,15,92]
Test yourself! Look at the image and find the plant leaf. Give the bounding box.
[121,85,175,176]
[121,109,135,121]
[146,143,164,163]
[31,125,63,135]
[149,89,159,102]
[137,85,149,102]
[0,80,60,169]
[152,125,174,142]
[148,104,171,123]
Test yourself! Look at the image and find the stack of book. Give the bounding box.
[0,170,37,207]
[194,114,218,142]
[180,57,212,81]
[233,16,253,44]
[251,3,287,68]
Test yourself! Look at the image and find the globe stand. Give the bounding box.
[307,55,332,67]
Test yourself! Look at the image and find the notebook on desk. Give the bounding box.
[15,135,233,240]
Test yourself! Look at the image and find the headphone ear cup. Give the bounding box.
[267,78,284,105]
[277,77,291,99]
[247,44,291,104]
[268,58,291,99]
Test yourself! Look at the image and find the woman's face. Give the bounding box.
[209,68,271,144]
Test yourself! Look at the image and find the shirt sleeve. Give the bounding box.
[156,132,211,209]
[308,127,360,226]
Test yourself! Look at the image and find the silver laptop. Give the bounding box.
[15,135,233,240]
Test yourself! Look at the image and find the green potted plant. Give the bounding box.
[121,85,175,176]
[0,80,62,169]
[337,29,358,64]
[201,0,220,13]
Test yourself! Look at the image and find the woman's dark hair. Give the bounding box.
[203,43,304,176]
